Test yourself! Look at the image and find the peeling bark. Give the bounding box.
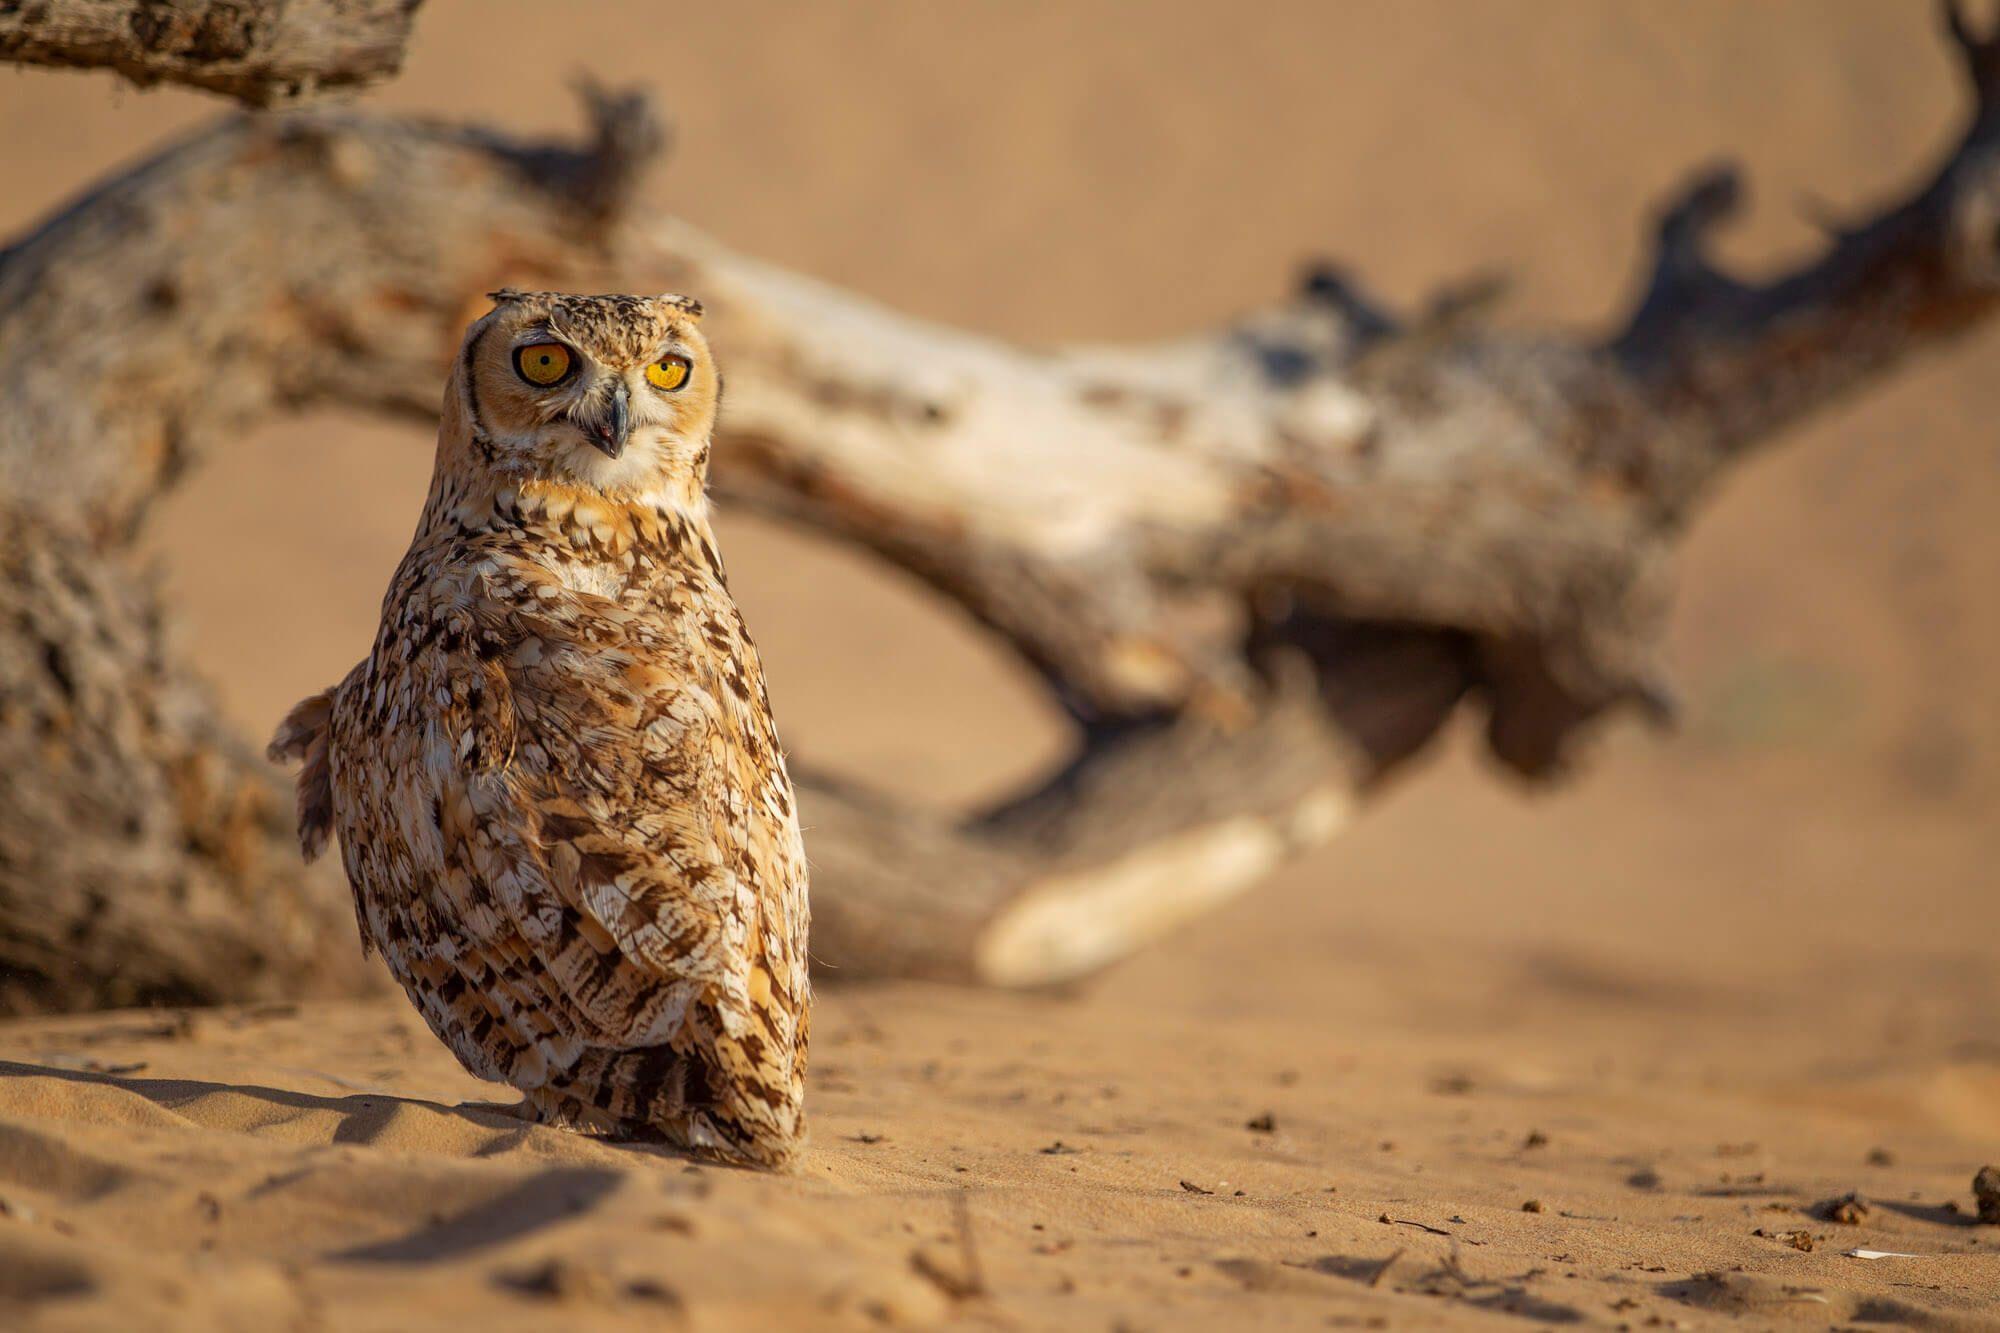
[2,5,1996,1007]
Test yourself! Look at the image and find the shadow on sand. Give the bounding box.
[0,1059,691,1264]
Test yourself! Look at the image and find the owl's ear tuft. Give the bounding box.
[658,293,704,322]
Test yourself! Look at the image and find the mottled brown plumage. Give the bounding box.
[270,291,809,1167]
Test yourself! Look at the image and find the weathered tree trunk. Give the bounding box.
[2,4,1997,1008]
[0,510,372,1010]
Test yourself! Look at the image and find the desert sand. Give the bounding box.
[2,2,1997,1328]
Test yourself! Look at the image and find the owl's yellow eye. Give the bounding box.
[646,355,691,393]
[514,342,573,387]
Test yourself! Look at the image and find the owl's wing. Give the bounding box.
[405,558,807,1149]
[271,661,367,861]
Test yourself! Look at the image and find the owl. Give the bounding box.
[269,290,810,1169]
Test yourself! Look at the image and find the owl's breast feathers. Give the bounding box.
[271,504,810,1167]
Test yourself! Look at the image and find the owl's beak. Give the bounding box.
[577,382,633,459]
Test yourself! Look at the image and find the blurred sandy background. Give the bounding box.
[1,2,1996,1327]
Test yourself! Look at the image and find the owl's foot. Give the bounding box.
[520,1085,624,1136]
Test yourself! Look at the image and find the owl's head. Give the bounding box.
[444,289,718,500]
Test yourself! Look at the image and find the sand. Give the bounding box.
[2,1,1997,1327]
[2,981,1997,1329]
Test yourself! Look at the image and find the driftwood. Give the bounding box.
[0,0,423,106]
[2,5,1998,1008]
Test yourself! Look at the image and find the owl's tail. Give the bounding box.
[526,1008,806,1170]
[268,687,337,862]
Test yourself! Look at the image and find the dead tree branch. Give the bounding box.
[2,4,1995,1004]
[1609,0,2000,506]
[0,0,423,106]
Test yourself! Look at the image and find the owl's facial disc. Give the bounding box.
[469,293,717,501]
